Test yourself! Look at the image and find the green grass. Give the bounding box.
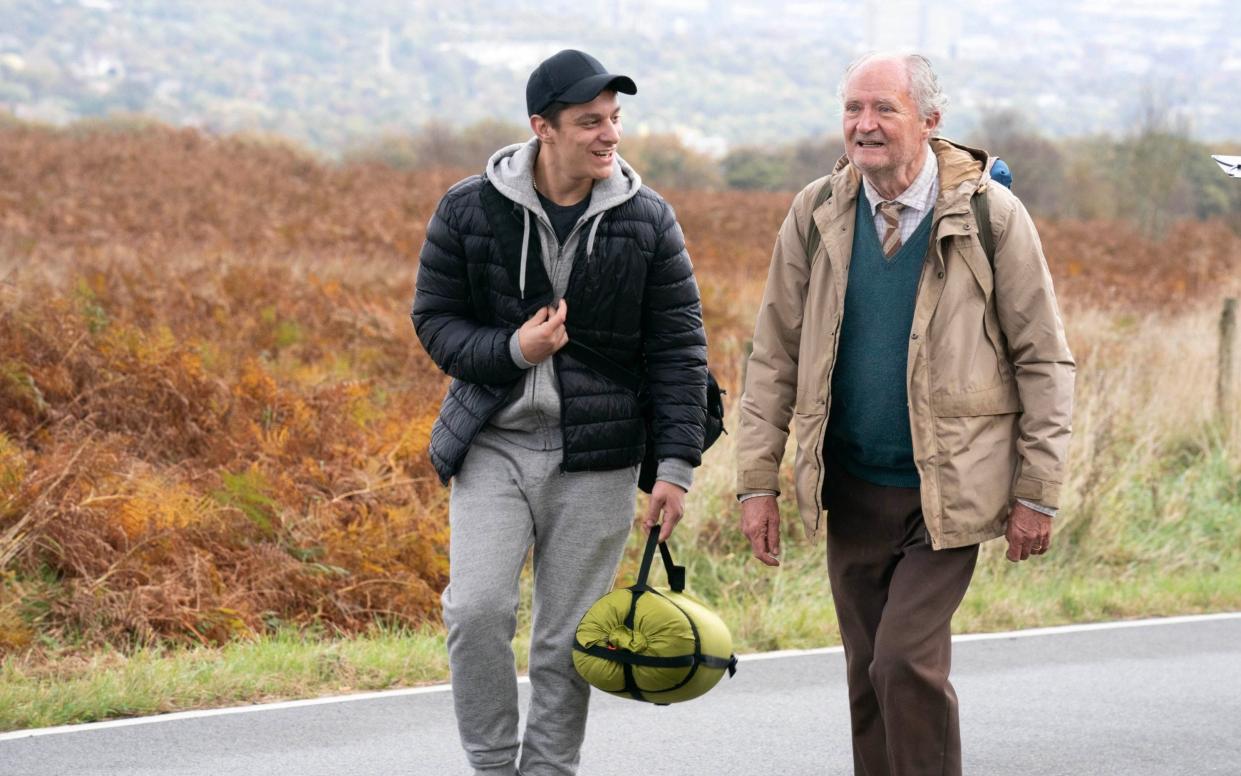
[1,625,450,731]
[3,408,1240,733]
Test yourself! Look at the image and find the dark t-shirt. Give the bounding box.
[537,189,591,245]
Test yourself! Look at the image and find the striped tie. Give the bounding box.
[878,200,905,258]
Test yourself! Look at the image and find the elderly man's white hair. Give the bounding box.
[837,52,948,125]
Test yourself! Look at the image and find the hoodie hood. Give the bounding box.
[486,136,642,212]
[485,137,642,298]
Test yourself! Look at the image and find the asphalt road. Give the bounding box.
[3,614,1239,776]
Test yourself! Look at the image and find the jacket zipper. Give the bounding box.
[542,211,588,469]
[531,213,578,434]
[813,312,845,529]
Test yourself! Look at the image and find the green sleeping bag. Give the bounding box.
[573,528,737,704]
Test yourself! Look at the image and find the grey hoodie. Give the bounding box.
[483,138,693,491]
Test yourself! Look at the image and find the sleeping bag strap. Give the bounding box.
[574,645,695,668]
[635,526,685,593]
[574,643,736,676]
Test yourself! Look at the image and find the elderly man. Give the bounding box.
[737,53,1074,775]
[413,49,707,776]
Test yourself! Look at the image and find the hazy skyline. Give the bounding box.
[2,0,1238,152]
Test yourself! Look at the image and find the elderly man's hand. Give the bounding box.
[644,480,686,542]
[740,495,781,567]
[1005,502,1052,562]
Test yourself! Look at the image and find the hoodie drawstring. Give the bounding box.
[519,207,605,298]
[519,207,530,300]
[585,212,604,259]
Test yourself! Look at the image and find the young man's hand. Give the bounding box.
[644,480,686,541]
[517,299,569,364]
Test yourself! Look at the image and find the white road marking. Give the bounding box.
[3,611,1238,742]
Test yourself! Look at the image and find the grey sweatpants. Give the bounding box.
[442,427,637,776]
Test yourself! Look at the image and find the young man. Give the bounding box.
[737,53,1074,775]
[412,49,708,776]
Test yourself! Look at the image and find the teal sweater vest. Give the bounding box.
[824,190,934,488]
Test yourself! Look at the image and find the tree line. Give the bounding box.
[346,111,1241,235]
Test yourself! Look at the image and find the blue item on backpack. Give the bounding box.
[990,158,1012,189]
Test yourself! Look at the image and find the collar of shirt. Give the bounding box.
[862,144,939,219]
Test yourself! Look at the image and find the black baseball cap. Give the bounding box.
[526,49,637,117]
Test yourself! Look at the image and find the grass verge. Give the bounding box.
[1,625,449,731]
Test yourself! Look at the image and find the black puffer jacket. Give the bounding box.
[412,174,707,484]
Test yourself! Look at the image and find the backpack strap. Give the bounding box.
[561,339,642,395]
[802,177,834,262]
[479,178,556,305]
[970,185,997,270]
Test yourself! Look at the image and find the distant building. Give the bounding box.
[71,52,125,84]
[378,27,394,76]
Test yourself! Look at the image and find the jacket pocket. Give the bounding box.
[956,237,993,298]
[931,382,1020,417]
[929,392,1020,542]
[934,246,1011,393]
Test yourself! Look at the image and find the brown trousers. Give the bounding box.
[823,456,979,776]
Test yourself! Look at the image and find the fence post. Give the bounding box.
[1220,298,1237,423]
